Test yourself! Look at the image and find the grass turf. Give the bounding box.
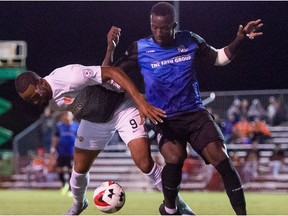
[0,189,287,215]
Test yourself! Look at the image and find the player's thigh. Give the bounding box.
[116,106,152,172]
[128,137,154,173]
[73,147,101,173]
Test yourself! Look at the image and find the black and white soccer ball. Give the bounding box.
[93,181,125,213]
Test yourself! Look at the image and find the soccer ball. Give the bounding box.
[93,181,125,213]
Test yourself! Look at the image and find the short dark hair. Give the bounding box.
[15,71,41,93]
[150,2,176,20]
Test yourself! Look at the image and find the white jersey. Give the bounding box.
[44,64,125,122]
[43,64,147,149]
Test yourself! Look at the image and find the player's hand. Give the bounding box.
[137,97,166,125]
[237,19,263,41]
[107,26,121,50]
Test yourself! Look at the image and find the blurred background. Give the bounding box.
[1,1,287,146]
[0,1,287,192]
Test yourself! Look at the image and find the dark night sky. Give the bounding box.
[0,1,288,148]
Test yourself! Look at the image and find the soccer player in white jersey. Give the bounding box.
[15,65,167,215]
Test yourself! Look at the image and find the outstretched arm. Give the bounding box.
[204,19,263,65]
[102,26,121,66]
[224,19,263,59]
[101,66,166,125]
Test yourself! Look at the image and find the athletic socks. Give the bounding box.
[162,163,182,209]
[145,162,163,191]
[69,168,90,205]
[68,172,72,190]
[146,162,195,215]
[215,158,247,215]
[59,172,65,187]
[165,206,178,214]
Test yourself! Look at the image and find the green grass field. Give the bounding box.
[0,189,287,215]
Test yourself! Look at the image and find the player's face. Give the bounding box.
[150,14,176,47]
[20,80,51,107]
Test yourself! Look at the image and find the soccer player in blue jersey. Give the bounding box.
[104,2,263,215]
[50,111,79,196]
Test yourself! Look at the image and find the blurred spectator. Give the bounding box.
[269,144,286,177]
[229,151,245,177]
[30,148,48,182]
[227,98,242,123]
[221,113,236,144]
[40,106,58,153]
[23,148,57,183]
[242,141,260,183]
[272,95,288,126]
[50,111,79,196]
[182,155,195,183]
[247,99,267,121]
[251,117,271,144]
[266,96,279,126]
[45,152,57,182]
[240,98,250,117]
[182,146,201,182]
[232,115,253,144]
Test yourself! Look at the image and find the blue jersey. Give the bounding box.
[55,121,79,157]
[116,31,212,117]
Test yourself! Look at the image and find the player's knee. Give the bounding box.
[202,141,228,166]
[162,151,186,164]
[165,155,186,164]
[160,146,187,164]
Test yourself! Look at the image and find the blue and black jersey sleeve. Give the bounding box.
[189,32,213,58]
[114,42,145,93]
[114,41,138,70]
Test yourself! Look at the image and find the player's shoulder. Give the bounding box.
[176,30,205,43]
[49,64,76,77]
[53,64,88,73]
[137,35,153,44]
[123,37,152,56]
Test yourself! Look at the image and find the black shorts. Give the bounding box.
[56,156,73,168]
[154,109,224,155]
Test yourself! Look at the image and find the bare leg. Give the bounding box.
[128,138,163,190]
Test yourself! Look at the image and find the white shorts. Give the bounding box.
[75,95,148,150]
